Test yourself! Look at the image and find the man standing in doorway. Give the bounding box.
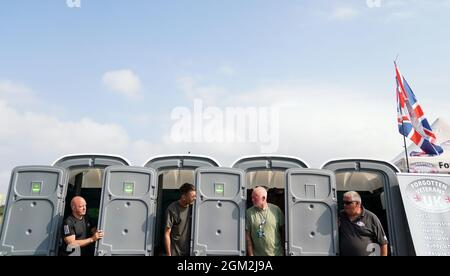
[164,183,196,256]
[246,186,285,256]
[62,196,103,256]
[339,191,389,256]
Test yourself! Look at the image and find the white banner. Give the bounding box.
[397,174,450,256]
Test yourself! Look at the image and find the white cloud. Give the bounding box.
[383,0,450,8]
[176,76,227,104]
[384,0,407,8]
[0,80,38,108]
[168,81,402,169]
[415,0,450,7]
[230,85,400,166]
[385,10,416,22]
[176,76,198,93]
[0,102,129,152]
[0,97,132,195]
[0,81,181,195]
[330,7,359,20]
[0,79,406,196]
[0,104,168,195]
[382,0,450,21]
[102,69,142,99]
[219,65,235,76]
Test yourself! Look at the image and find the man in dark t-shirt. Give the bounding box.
[61,196,103,256]
[164,183,196,256]
[339,191,389,256]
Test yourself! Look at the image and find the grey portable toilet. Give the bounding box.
[321,159,415,256]
[232,155,309,255]
[53,154,130,255]
[0,166,68,256]
[0,154,131,256]
[285,168,338,256]
[144,154,220,256]
[96,166,158,256]
[191,167,246,256]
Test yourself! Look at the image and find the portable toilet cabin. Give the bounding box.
[55,154,159,256]
[321,158,415,256]
[143,154,220,256]
[232,156,338,256]
[0,154,130,256]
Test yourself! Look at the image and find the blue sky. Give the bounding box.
[1,0,450,198]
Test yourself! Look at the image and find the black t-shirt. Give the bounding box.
[339,208,388,256]
[165,202,192,256]
[62,215,96,256]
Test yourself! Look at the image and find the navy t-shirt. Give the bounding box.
[339,208,388,256]
[62,215,96,256]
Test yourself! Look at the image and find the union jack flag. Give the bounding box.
[395,63,443,156]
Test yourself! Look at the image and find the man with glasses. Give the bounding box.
[246,186,284,256]
[339,191,388,256]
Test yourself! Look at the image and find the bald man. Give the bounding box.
[246,187,285,256]
[61,196,103,256]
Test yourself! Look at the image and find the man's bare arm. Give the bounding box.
[246,230,254,256]
[164,227,172,256]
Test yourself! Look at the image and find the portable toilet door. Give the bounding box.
[144,154,220,256]
[0,166,68,256]
[321,159,415,256]
[285,168,338,256]
[191,167,246,256]
[96,166,158,256]
[232,155,309,256]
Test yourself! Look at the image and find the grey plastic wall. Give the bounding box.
[96,166,158,256]
[0,166,67,256]
[191,167,246,256]
[285,168,338,256]
[232,156,308,170]
[54,155,130,169]
[144,155,219,170]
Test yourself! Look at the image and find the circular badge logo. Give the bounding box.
[410,162,439,173]
[406,179,450,213]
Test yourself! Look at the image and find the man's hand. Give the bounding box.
[92,230,104,242]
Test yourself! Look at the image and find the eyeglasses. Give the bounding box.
[343,201,356,205]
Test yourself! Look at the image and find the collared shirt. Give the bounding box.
[339,207,388,256]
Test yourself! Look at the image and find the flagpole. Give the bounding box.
[395,58,410,173]
[401,119,411,173]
